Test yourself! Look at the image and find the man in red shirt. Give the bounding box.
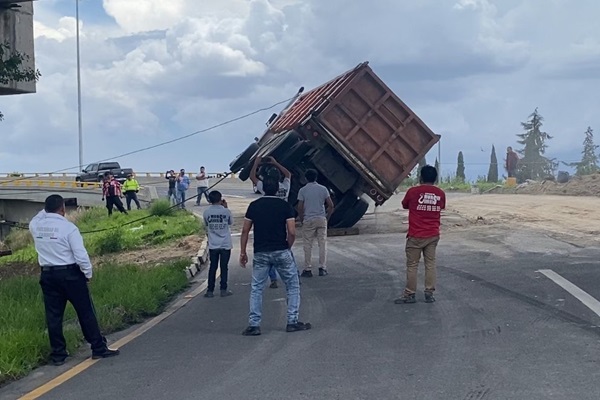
[101,173,127,216]
[395,165,446,304]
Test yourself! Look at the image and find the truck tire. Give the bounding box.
[328,193,360,228]
[333,198,369,228]
[238,165,252,182]
[230,143,259,173]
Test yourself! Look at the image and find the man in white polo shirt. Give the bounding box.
[297,169,334,278]
[30,194,120,365]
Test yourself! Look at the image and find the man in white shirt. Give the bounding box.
[297,169,334,278]
[29,195,120,366]
[195,166,210,206]
[250,156,291,201]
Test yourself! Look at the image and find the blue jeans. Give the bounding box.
[269,266,278,282]
[249,249,300,327]
[177,190,186,209]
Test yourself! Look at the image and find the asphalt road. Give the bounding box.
[4,224,600,400]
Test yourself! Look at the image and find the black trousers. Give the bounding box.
[208,249,231,292]
[106,196,126,215]
[125,191,141,210]
[39,268,107,362]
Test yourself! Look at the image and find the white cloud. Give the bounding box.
[1,0,600,180]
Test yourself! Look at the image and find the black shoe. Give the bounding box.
[204,291,214,298]
[51,359,66,366]
[286,321,312,332]
[220,290,233,297]
[242,326,261,336]
[394,294,416,304]
[269,281,278,289]
[318,268,328,276]
[92,348,120,360]
[424,292,436,303]
[300,270,313,278]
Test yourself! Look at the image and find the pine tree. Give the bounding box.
[456,151,465,182]
[516,108,557,181]
[567,127,599,176]
[487,145,498,182]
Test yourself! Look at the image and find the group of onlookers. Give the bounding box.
[165,167,210,209]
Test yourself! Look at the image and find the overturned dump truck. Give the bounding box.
[229,61,440,229]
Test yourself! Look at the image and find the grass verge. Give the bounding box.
[0,200,202,266]
[0,259,190,386]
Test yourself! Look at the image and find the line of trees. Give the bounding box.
[453,108,599,183]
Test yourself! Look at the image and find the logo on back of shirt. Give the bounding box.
[277,187,288,199]
[417,193,441,212]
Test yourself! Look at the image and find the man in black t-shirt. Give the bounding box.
[240,177,312,336]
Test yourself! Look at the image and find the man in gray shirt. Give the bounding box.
[297,169,334,278]
[203,191,234,298]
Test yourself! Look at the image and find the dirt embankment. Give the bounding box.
[489,172,600,197]
[448,194,600,245]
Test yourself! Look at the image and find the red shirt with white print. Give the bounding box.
[402,184,446,238]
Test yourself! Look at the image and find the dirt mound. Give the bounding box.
[515,173,600,196]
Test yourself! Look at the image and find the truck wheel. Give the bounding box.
[230,143,259,173]
[328,193,360,228]
[238,165,252,182]
[333,198,369,229]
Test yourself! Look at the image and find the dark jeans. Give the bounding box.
[125,191,141,210]
[196,187,209,205]
[106,196,126,215]
[208,249,231,292]
[40,268,108,362]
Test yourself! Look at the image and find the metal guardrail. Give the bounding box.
[0,180,102,188]
[1,171,237,179]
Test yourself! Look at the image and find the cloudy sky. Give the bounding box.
[1,0,599,180]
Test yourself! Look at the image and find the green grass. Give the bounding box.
[0,200,202,266]
[0,260,189,385]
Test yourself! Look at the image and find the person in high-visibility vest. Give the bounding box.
[122,174,142,211]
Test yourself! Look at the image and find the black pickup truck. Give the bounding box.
[76,162,134,184]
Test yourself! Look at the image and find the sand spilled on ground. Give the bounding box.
[448,194,600,244]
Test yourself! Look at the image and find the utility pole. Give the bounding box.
[76,0,83,171]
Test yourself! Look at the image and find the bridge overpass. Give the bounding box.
[0,174,248,241]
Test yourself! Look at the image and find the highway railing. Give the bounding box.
[1,171,237,179]
[0,180,102,189]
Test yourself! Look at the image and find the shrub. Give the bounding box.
[148,199,175,217]
[95,229,124,255]
[4,227,33,252]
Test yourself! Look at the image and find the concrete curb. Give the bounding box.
[185,239,208,279]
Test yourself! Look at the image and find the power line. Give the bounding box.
[0,97,293,186]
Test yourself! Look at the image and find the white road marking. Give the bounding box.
[538,269,600,317]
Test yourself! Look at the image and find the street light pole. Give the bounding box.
[75,0,83,171]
